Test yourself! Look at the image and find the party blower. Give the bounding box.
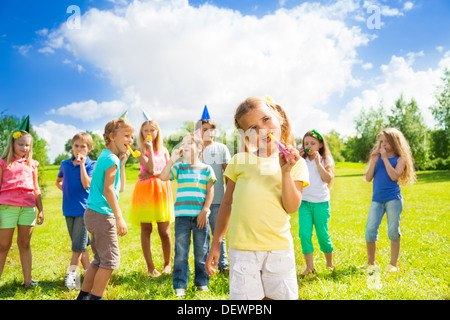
[305,148,311,152]
[268,133,290,156]
[76,154,82,163]
[125,144,141,157]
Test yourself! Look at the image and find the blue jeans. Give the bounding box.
[365,198,403,242]
[173,216,210,290]
[208,204,228,270]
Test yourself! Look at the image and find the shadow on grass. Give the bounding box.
[297,265,362,286]
[416,171,450,184]
[0,279,64,299]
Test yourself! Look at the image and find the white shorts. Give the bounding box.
[229,248,298,300]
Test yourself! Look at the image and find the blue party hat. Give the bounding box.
[201,105,210,120]
[142,108,151,121]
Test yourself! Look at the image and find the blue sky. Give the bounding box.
[1,0,450,161]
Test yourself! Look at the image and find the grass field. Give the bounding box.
[0,162,448,300]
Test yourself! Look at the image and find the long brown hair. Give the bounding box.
[371,127,416,185]
[301,130,334,170]
[234,96,295,151]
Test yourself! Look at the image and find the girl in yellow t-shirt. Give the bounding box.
[205,96,309,300]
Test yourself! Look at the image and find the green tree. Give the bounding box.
[163,121,194,153]
[387,95,427,165]
[345,106,387,162]
[324,130,346,162]
[430,68,450,159]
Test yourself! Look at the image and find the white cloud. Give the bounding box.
[34,120,81,162]
[13,44,32,56]
[336,51,450,137]
[43,0,370,137]
[47,100,126,122]
[403,1,414,11]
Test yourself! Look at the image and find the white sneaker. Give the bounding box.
[175,288,186,298]
[64,272,77,290]
[197,286,209,292]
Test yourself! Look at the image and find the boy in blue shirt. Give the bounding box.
[56,132,96,289]
[76,118,134,300]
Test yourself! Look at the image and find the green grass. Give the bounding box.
[0,162,448,300]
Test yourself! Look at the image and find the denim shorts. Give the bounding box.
[365,197,403,242]
[65,216,90,252]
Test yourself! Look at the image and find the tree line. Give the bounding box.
[2,69,449,177]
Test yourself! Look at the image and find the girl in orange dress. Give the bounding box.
[130,120,174,276]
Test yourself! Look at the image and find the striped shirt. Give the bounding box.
[170,162,216,217]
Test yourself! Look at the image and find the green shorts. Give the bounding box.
[0,205,36,229]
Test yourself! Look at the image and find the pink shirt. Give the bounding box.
[0,158,39,207]
[139,150,168,179]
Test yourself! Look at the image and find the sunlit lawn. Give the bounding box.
[0,162,448,300]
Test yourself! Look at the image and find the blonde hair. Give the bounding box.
[138,120,163,152]
[234,97,295,151]
[1,130,34,167]
[72,132,94,151]
[371,127,416,185]
[183,133,203,148]
[103,118,134,146]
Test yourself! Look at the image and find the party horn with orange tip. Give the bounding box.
[76,154,82,163]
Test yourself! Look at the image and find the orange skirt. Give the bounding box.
[130,177,174,225]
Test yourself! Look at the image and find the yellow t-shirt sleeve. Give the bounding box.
[291,157,310,188]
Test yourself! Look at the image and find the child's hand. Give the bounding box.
[36,211,44,225]
[205,243,220,275]
[119,151,130,164]
[170,148,182,162]
[380,147,388,160]
[78,154,86,165]
[116,216,128,236]
[311,150,321,164]
[197,209,208,229]
[138,170,152,180]
[298,147,306,158]
[371,149,380,162]
[279,145,300,172]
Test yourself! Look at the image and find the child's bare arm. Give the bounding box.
[197,180,214,229]
[104,165,127,236]
[205,179,234,275]
[56,177,63,191]
[33,167,44,225]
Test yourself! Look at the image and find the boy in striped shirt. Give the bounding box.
[160,133,215,298]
